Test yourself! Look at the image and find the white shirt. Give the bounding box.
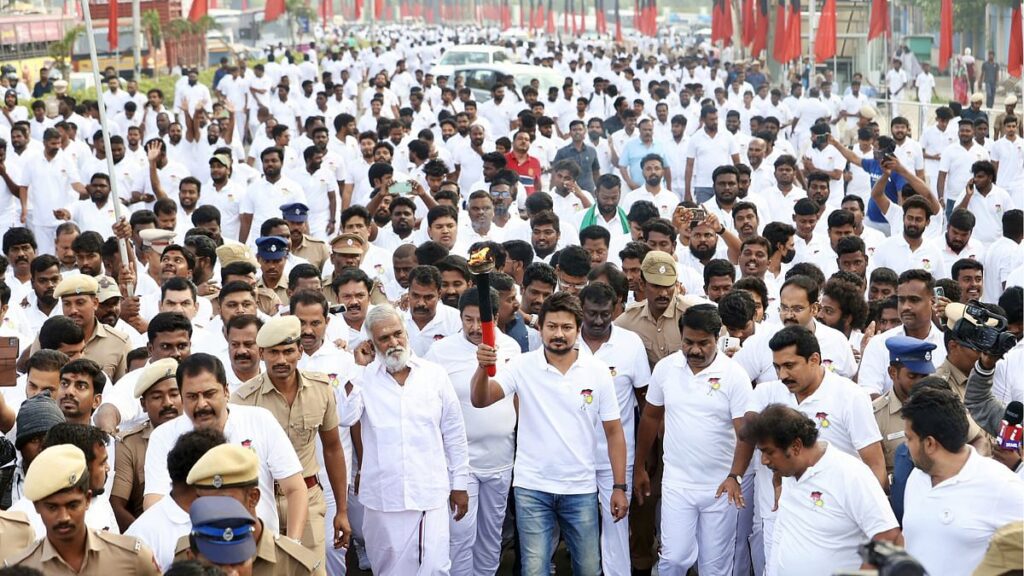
[239,175,307,243]
[803,145,846,207]
[21,150,82,227]
[685,129,739,189]
[144,405,302,534]
[963,186,1016,245]
[903,447,1024,576]
[915,72,936,103]
[125,494,191,571]
[646,351,751,489]
[980,237,1024,304]
[869,234,948,279]
[424,332,521,474]
[768,444,898,576]
[9,495,120,538]
[197,179,248,242]
[580,326,652,471]
[752,185,807,225]
[939,142,990,205]
[348,355,469,511]
[495,347,620,494]
[735,320,858,382]
[621,186,678,220]
[405,304,462,357]
[67,199,119,237]
[990,137,1024,205]
[858,323,947,395]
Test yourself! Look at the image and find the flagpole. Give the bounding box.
[808,0,815,67]
[81,0,134,296]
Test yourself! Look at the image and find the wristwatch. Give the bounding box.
[612,483,628,492]
[727,473,743,485]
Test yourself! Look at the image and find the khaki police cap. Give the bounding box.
[95,275,122,302]
[255,315,301,348]
[330,233,365,255]
[216,243,257,266]
[140,228,177,255]
[23,444,88,502]
[188,444,259,488]
[134,357,179,398]
[859,105,878,120]
[54,275,99,299]
[641,251,678,287]
[973,522,1023,576]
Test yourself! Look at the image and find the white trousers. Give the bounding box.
[732,473,764,576]
[363,506,451,576]
[658,483,738,576]
[323,485,355,576]
[449,469,512,576]
[596,467,632,576]
[760,514,776,574]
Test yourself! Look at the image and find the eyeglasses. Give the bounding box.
[490,191,512,199]
[779,305,809,315]
[558,278,588,291]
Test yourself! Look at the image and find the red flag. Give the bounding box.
[579,0,585,32]
[614,0,621,40]
[867,0,889,41]
[354,0,362,20]
[374,0,384,19]
[188,0,207,20]
[108,0,119,50]
[547,0,555,33]
[938,0,953,70]
[814,0,836,61]
[712,0,733,45]
[741,0,754,46]
[1009,0,1022,77]
[785,0,801,62]
[751,0,768,56]
[264,0,286,21]
[772,0,787,62]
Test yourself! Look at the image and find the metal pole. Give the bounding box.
[80,0,134,295]
[808,0,815,67]
[132,0,141,79]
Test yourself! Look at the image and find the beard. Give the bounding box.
[690,243,716,261]
[905,225,924,240]
[781,249,796,264]
[645,175,661,187]
[379,346,411,373]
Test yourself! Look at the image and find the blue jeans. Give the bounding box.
[946,198,956,223]
[693,186,715,204]
[514,487,601,576]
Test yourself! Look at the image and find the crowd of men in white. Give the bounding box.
[0,24,1022,576]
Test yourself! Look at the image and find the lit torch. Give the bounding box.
[468,246,498,376]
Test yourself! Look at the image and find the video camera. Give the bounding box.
[834,541,926,576]
[946,301,1018,357]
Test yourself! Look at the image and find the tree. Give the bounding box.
[141,9,163,75]
[284,0,316,46]
[49,25,84,80]
[905,0,1015,56]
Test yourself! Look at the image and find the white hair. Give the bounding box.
[364,304,403,341]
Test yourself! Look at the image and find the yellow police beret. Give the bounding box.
[330,233,365,255]
[24,444,88,502]
[134,357,179,398]
[95,275,122,303]
[640,251,678,287]
[54,275,99,299]
[216,243,257,267]
[187,444,259,488]
[255,315,301,348]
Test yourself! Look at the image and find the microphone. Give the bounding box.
[997,401,1024,451]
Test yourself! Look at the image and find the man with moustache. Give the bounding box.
[870,196,946,278]
[347,304,469,575]
[939,210,984,280]
[199,153,247,242]
[576,174,629,239]
[53,174,119,237]
[404,265,462,357]
[3,227,36,296]
[231,315,351,575]
[223,314,262,391]
[731,202,760,243]
[20,254,63,335]
[110,358,183,531]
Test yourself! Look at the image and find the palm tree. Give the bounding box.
[49,25,84,80]
[141,9,162,75]
[191,14,221,67]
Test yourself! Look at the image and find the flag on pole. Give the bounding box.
[741,0,755,46]
[1009,0,1022,77]
[712,0,733,45]
[108,0,119,50]
[188,0,208,20]
[772,0,788,62]
[814,0,836,61]
[785,0,801,62]
[614,0,622,40]
[751,0,768,56]
[547,0,555,32]
[867,0,889,41]
[264,0,286,21]
[938,0,953,70]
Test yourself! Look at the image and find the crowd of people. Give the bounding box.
[0,23,1022,576]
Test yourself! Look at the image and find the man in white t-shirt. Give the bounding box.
[989,115,1024,206]
[954,160,1016,246]
[885,59,909,101]
[747,404,900,576]
[915,63,936,104]
[901,387,1024,576]
[634,304,752,576]
[684,106,740,204]
[937,119,990,219]
[473,292,629,576]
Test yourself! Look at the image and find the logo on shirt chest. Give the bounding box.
[609,366,617,377]
[815,412,831,428]
[707,377,721,396]
[920,258,932,272]
[580,388,594,411]
[328,373,340,388]
[810,490,825,508]
[822,359,836,373]
[241,439,254,451]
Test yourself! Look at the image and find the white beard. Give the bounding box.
[380,346,410,374]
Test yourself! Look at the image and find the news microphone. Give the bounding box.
[997,401,1023,451]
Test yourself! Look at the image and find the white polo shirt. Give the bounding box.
[424,332,521,474]
[858,323,947,396]
[495,347,620,495]
[144,405,302,535]
[405,303,462,357]
[753,185,807,225]
[869,234,948,279]
[980,237,1024,304]
[747,372,882,520]
[734,320,858,383]
[198,179,248,242]
[939,236,986,280]
[125,494,192,571]
[685,129,739,189]
[579,325,652,471]
[647,351,751,490]
[239,174,307,243]
[803,144,845,207]
[938,141,990,205]
[964,186,1016,246]
[768,444,898,576]
[903,447,1024,576]
[990,136,1024,204]
[621,186,677,220]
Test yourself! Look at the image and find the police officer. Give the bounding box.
[0,510,34,561]
[4,444,161,575]
[50,275,132,382]
[215,243,282,317]
[230,316,350,575]
[186,496,260,575]
[176,443,318,575]
[323,233,366,305]
[111,358,182,531]
[256,236,290,305]
[281,203,330,271]
[873,335,937,473]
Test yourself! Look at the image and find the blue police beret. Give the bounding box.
[189,496,257,565]
[885,335,937,375]
[255,236,288,260]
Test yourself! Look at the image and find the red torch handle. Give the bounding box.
[482,321,497,376]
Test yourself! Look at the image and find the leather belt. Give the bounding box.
[275,475,321,495]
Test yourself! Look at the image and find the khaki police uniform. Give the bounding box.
[872,391,907,474]
[0,510,35,561]
[292,235,330,271]
[257,278,290,310]
[113,421,152,519]
[184,444,319,575]
[5,444,160,575]
[85,321,132,382]
[229,316,339,575]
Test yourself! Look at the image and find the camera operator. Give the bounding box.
[965,332,1024,479]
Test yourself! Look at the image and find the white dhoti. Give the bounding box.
[449,469,512,576]
[363,505,452,576]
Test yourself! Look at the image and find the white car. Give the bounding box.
[453,64,564,103]
[431,45,511,78]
